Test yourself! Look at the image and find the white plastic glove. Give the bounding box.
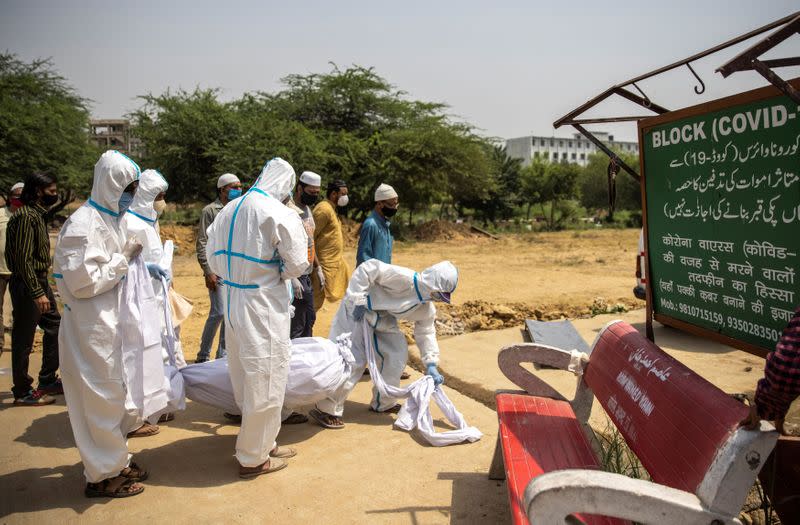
[316,265,326,288]
[121,236,143,262]
[291,278,303,300]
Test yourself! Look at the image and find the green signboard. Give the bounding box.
[640,82,799,355]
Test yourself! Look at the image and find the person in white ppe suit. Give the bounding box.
[54,150,149,498]
[205,157,309,478]
[310,259,457,429]
[120,169,186,429]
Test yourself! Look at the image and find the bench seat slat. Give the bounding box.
[496,393,630,525]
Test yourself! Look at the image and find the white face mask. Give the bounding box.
[153,199,167,217]
[337,195,349,207]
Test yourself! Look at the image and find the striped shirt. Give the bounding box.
[755,306,800,421]
[5,203,51,298]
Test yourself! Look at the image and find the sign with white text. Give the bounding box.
[639,81,800,355]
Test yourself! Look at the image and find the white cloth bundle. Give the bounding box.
[359,320,482,447]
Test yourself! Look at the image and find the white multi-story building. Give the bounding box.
[505,131,639,167]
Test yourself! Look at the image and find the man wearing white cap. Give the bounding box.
[288,171,322,338]
[195,173,242,363]
[356,183,398,267]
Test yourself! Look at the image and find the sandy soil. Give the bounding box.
[174,228,643,358]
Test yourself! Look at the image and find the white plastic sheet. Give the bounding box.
[120,255,170,421]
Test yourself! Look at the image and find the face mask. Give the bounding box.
[337,194,349,207]
[430,291,451,303]
[227,188,242,200]
[41,193,59,207]
[300,192,319,206]
[9,198,23,210]
[118,192,134,214]
[153,199,167,217]
[382,206,398,218]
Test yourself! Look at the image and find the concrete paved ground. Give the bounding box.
[0,352,507,524]
[2,308,790,524]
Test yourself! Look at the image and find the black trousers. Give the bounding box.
[290,274,316,339]
[10,276,60,398]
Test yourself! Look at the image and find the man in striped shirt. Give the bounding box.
[741,306,800,434]
[6,172,62,406]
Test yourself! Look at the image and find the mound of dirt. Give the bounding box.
[160,224,197,255]
[412,220,483,242]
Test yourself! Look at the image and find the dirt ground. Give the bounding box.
[174,228,643,356]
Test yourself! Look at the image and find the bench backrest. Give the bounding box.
[583,321,749,494]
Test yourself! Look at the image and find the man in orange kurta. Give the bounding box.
[312,179,351,312]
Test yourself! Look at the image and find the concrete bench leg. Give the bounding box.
[489,435,505,480]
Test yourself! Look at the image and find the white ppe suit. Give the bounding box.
[319,259,458,414]
[53,150,141,483]
[120,169,186,420]
[205,157,309,467]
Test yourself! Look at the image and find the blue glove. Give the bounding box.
[146,263,169,280]
[352,304,367,321]
[426,363,444,386]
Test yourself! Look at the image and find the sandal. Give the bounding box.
[120,461,149,482]
[127,423,160,438]
[239,458,287,478]
[85,475,144,498]
[369,404,401,414]
[400,370,411,380]
[283,412,308,425]
[270,446,297,459]
[309,408,345,429]
[157,412,175,423]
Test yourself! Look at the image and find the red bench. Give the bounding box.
[489,320,778,524]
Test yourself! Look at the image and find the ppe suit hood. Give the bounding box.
[90,150,141,216]
[253,157,295,203]
[128,169,168,222]
[418,261,458,300]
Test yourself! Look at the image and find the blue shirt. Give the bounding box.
[357,210,393,266]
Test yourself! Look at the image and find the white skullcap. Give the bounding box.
[374,183,398,202]
[217,173,240,188]
[299,171,322,186]
[10,182,24,192]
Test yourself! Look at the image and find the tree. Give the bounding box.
[519,159,547,220]
[0,53,97,193]
[540,162,581,230]
[129,88,239,202]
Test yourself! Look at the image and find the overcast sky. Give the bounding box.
[2,1,799,142]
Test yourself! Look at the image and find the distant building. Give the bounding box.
[505,131,639,167]
[89,119,142,157]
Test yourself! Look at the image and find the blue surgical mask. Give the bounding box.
[228,188,242,200]
[118,192,134,214]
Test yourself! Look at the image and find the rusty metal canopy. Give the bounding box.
[552,11,800,181]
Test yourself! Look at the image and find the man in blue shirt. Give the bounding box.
[356,183,398,267]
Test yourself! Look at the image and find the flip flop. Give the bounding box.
[369,404,401,414]
[127,423,160,438]
[239,458,287,478]
[270,446,297,459]
[283,412,308,425]
[309,408,345,429]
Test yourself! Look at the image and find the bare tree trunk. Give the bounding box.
[526,202,532,220]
